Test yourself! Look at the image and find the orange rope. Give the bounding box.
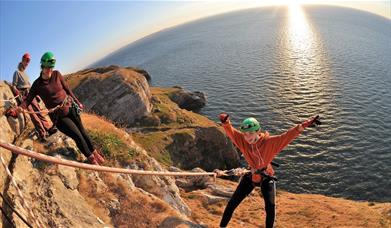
[18,95,69,115]
[0,140,216,178]
[0,95,20,102]
[18,104,60,115]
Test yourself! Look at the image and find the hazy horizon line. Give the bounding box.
[87,3,390,71]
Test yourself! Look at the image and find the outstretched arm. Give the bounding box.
[267,115,321,157]
[219,113,245,149]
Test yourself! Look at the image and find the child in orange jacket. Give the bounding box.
[218,113,320,228]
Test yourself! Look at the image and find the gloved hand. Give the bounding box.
[219,113,229,123]
[302,115,321,128]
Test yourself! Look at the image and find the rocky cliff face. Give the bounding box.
[66,66,152,126]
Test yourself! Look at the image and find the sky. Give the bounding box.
[1,0,390,83]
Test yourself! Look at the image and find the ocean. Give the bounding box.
[93,5,391,202]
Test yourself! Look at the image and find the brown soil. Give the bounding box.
[183,179,391,228]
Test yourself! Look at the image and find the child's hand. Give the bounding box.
[219,113,229,123]
[302,115,321,128]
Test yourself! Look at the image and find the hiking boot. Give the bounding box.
[92,149,105,165]
[38,133,48,143]
[48,126,58,136]
[87,154,100,165]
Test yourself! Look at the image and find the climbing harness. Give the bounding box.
[70,97,82,116]
[18,95,70,115]
[215,161,280,181]
[254,167,278,181]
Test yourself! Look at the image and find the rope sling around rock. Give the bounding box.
[0,140,217,178]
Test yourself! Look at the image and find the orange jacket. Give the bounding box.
[222,120,304,183]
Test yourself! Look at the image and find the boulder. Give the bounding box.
[198,192,228,205]
[207,185,234,198]
[57,166,79,190]
[130,157,191,216]
[169,88,207,112]
[169,167,214,191]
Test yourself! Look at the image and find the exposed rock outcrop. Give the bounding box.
[66,66,152,126]
[169,87,207,112]
[126,66,152,82]
[130,161,191,216]
[166,127,239,171]
[169,167,214,192]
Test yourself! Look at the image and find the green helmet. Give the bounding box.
[40,52,56,68]
[240,117,261,132]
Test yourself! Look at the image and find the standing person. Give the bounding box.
[12,53,52,140]
[218,113,321,228]
[19,52,104,165]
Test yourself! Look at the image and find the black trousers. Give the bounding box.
[220,173,276,228]
[56,107,94,157]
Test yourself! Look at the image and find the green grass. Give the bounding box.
[88,130,139,165]
[132,132,173,167]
